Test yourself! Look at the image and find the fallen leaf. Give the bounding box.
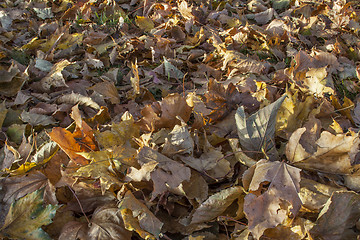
[119,190,163,239]
[137,147,191,199]
[40,60,71,91]
[243,160,302,239]
[48,127,89,166]
[138,93,192,131]
[2,171,56,205]
[87,204,132,240]
[286,128,360,174]
[310,191,360,240]
[190,186,245,225]
[235,95,286,160]
[0,189,59,240]
[89,81,120,104]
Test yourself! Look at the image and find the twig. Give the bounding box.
[66,184,91,225]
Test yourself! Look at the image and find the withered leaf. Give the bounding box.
[119,190,163,239]
[236,95,286,161]
[286,129,360,174]
[138,93,192,131]
[87,204,132,240]
[243,160,302,240]
[190,186,245,225]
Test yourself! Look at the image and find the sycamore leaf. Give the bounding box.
[88,81,120,104]
[58,221,88,240]
[190,186,245,225]
[276,89,316,138]
[70,157,122,194]
[119,190,163,239]
[94,112,139,149]
[126,161,158,182]
[235,95,286,160]
[0,189,59,240]
[243,160,302,240]
[310,191,360,240]
[162,122,194,156]
[87,205,132,240]
[286,129,360,174]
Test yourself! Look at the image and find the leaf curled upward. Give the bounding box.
[235,95,286,161]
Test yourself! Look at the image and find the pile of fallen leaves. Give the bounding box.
[1,0,360,239]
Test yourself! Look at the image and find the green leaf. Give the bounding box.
[235,95,286,161]
[0,188,59,240]
[163,57,184,80]
[271,0,290,11]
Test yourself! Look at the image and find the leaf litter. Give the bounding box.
[1,0,360,239]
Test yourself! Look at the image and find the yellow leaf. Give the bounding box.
[135,16,154,32]
[120,208,156,240]
[57,33,83,50]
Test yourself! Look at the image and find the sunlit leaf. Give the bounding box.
[0,189,59,240]
[235,95,286,160]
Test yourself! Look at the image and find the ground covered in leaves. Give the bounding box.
[1,0,360,239]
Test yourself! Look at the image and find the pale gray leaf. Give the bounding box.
[235,95,286,160]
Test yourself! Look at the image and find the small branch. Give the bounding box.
[66,184,91,225]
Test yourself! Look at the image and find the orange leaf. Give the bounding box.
[48,127,89,166]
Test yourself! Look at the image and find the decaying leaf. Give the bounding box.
[286,128,360,174]
[243,160,302,239]
[138,93,192,131]
[310,191,360,240]
[0,189,59,240]
[119,190,163,239]
[137,146,191,199]
[235,95,286,160]
[189,186,245,225]
[88,204,132,240]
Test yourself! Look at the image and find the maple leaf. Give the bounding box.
[189,186,245,225]
[138,93,192,131]
[2,171,57,205]
[204,79,244,122]
[48,127,89,166]
[87,204,132,240]
[0,189,59,240]
[137,146,191,200]
[286,128,360,174]
[243,160,302,240]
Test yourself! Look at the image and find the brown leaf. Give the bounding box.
[87,204,132,240]
[286,128,360,174]
[243,160,302,239]
[138,147,191,200]
[138,93,192,131]
[119,190,163,238]
[3,171,57,205]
